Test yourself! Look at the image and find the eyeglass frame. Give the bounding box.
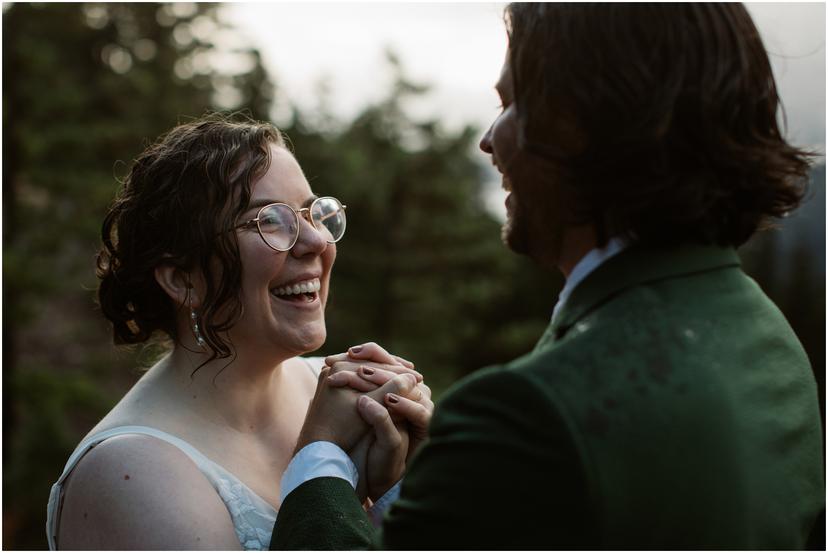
[229,196,347,252]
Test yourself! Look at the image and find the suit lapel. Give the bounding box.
[538,243,741,345]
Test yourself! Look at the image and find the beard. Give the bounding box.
[502,194,531,255]
[501,183,568,271]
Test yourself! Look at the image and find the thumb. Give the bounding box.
[357,396,402,452]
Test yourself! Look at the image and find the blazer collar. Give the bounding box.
[548,242,741,341]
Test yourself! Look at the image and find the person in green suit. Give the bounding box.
[271,4,824,549]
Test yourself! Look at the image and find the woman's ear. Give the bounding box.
[154,264,199,309]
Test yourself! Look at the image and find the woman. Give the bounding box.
[46,116,431,550]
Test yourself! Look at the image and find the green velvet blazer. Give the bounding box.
[272,244,824,550]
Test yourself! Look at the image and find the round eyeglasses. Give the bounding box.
[231,196,347,251]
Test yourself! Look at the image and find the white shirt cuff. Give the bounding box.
[367,480,402,527]
[279,441,358,503]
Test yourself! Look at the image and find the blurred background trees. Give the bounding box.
[3,3,276,546]
[3,3,824,549]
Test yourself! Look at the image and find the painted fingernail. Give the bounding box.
[360,366,375,376]
[350,345,363,354]
[386,394,400,404]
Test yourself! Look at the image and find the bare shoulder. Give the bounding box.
[58,434,241,550]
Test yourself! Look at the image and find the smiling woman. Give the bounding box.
[43,114,427,550]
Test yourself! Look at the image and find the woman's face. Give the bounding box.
[229,144,336,359]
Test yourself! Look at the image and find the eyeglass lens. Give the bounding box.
[258,197,346,251]
[311,197,346,243]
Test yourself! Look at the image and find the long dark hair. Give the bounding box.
[96,114,284,360]
[505,3,812,247]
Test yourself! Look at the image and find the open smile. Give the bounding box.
[270,277,321,306]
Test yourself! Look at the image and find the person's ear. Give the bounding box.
[154,264,200,309]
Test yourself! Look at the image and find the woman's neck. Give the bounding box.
[156,346,303,435]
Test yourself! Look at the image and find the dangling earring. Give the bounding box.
[188,288,206,349]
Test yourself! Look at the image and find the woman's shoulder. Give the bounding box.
[58,432,241,549]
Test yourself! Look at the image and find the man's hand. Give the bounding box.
[358,395,410,500]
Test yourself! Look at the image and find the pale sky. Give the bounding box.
[220,3,510,133]
[222,2,825,149]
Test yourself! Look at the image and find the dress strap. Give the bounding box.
[46,425,245,550]
[62,425,217,482]
[299,356,326,378]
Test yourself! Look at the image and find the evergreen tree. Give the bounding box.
[285,54,557,393]
[3,4,274,547]
[4,5,821,549]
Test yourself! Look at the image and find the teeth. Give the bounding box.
[271,278,321,297]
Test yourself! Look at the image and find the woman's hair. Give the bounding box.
[96,114,285,359]
[505,3,813,247]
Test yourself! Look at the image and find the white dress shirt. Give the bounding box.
[551,236,628,323]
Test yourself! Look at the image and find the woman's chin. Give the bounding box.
[302,333,326,355]
[284,325,327,357]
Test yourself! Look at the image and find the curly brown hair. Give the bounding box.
[505,3,813,247]
[96,114,284,359]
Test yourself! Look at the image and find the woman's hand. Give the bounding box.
[295,368,418,454]
[327,344,432,460]
[325,342,418,374]
[337,365,434,501]
[325,343,422,390]
[346,368,433,462]
[329,343,432,499]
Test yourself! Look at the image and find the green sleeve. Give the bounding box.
[272,365,594,550]
[270,476,373,550]
[381,366,595,549]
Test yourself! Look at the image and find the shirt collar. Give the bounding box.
[551,236,628,323]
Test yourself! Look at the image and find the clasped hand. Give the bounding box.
[296,343,433,503]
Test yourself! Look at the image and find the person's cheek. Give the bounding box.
[321,244,336,305]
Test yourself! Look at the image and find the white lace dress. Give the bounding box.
[46,357,325,550]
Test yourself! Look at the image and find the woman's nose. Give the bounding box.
[291,214,327,257]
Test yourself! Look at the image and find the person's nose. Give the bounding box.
[480,124,494,154]
[291,212,328,257]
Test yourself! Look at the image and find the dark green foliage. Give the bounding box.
[285,57,558,393]
[3,3,276,547]
[3,5,555,548]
